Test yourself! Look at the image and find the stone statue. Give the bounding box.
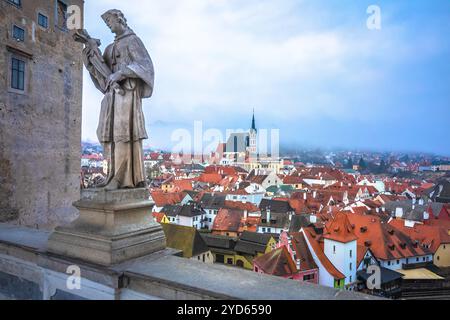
[75,9,154,190]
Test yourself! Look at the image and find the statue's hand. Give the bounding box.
[106,71,125,90]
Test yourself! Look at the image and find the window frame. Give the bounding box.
[12,25,25,42]
[55,0,69,31]
[38,12,49,29]
[8,54,28,94]
[8,0,21,8]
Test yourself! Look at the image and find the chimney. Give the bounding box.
[296,259,301,271]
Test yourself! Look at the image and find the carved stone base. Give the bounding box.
[47,188,166,266]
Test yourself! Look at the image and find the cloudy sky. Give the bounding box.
[81,0,450,155]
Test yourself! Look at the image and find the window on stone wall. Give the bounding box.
[8,0,21,7]
[11,57,25,91]
[38,13,49,29]
[12,25,25,42]
[56,0,68,30]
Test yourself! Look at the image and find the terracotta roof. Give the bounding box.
[212,208,243,233]
[152,212,166,223]
[323,212,358,243]
[151,191,184,207]
[389,219,450,253]
[197,173,223,184]
[172,179,194,192]
[253,246,298,277]
[346,213,432,261]
[224,201,259,213]
[283,175,305,185]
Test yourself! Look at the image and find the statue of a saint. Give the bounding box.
[75,9,154,190]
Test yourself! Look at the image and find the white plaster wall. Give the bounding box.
[324,239,357,284]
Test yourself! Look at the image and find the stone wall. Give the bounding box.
[0,0,84,228]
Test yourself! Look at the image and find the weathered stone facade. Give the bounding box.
[0,0,84,228]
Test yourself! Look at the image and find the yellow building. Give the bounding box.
[434,243,450,267]
[202,232,277,270]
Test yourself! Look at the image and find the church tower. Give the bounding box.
[248,109,258,158]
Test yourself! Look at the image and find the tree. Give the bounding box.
[379,159,387,173]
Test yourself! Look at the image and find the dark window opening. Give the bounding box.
[56,1,68,30]
[11,58,25,91]
[216,254,224,264]
[8,0,21,7]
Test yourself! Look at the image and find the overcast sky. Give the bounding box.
[81,0,450,155]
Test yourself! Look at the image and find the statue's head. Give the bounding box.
[101,9,128,34]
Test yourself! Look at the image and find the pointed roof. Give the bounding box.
[253,246,297,277]
[161,224,209,258]
[324,212,358,243]
[251,108,257,132]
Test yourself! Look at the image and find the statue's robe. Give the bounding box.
[89,29,154,188]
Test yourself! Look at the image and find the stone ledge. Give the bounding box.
[80,188,150,204]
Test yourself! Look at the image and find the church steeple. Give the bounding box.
[251,108,257,133]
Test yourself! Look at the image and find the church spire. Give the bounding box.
[251,108,257,132]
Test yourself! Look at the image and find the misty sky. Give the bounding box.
[81,0,450,155]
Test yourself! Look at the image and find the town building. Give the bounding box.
[161,224,213,264]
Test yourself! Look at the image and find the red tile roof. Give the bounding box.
[198,173,223,184]
[389,219,450,253]
[224,201,259,213]
[212,208,243,233]
[253,246,298,277]
[346,213,432,261]
[151,191,184,207]
[323,212,358,243]
[152,212,166,223]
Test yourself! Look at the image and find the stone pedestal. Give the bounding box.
[47,188,166,266]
